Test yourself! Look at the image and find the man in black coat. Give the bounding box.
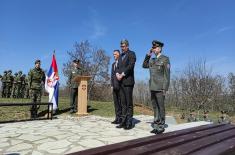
[111,50,122,124]
[116,39,136,130]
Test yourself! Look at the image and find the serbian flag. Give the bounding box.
[45,52,59,111]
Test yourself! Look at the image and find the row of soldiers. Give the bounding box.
[180,109,231,124]
[0,70,30,99]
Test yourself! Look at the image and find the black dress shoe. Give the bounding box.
[124,124,133,130]
[156,128,165,134]
[150,129,157,134]
[111,120,119,124]
[69,110,74,114]
[116,123,125,128]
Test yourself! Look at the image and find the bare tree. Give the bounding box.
[180,59,214,112]
[227,73,235,112]
[63,41,111,100]
[133,80,150,106]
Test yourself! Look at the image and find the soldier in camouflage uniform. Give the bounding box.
[0,74,2,97]
[6,70,14,98]
[24,75,30,98]
[68,59,83,113]
[28,60,45,118]
[143,40,170,134]
[1,71,8,98]
[11,72,18,98]
[16,71,23,98]
[187,109,197,122]
[21,74,27,98]
[218,110,231,124]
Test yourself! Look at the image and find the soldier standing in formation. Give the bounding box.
[0,70,33,99]
[6,70,14,98]
[143,40,170,134]
[68,59,83,113]
[16,71,23,98]
[24,75,30,98]
[21,74,27,98]
[0,75,2,97]
[1,71,7,97]
[28,60,45,118]
[12,72,18,98]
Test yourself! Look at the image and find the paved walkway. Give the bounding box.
[0,115,211,155]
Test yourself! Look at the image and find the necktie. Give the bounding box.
[114,61,118,70]
[121,53,126,60]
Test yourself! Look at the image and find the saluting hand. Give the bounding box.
[148,49,153,56]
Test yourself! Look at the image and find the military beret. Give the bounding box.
[18,71,22,74]
[35,59,41,64]
[8,70,12,73]
[4,71,7,73]
[120,39,129,46]
[152,40,164,47]
[73,59,80,63]
[14,72,18,75]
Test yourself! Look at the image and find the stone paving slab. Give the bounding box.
[0,115,211,155]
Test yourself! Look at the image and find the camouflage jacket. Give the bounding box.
[6,74,14,85]
[22,77,27,86]
[13,76,18,84]
[68,67,83,88]
[28,68,45,90]
[16,75,22,85]
[1,74,7,83]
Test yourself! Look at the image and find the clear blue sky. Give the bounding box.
[0,0,235,85]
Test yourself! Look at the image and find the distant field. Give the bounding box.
[0,96,234,124]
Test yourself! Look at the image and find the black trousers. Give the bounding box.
[113,89,122,120]
[151,91,165,125]
[70,88,78,111]
[120,85,134,125]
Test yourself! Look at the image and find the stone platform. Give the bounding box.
[0,115,211,155]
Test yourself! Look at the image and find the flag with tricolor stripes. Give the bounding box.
[45,52,59,111]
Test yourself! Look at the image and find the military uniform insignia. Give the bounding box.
[149,59,154,67]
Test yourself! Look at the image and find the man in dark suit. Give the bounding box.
[111,50,122,124]
[116,39,136,130]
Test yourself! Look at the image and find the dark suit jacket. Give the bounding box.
[117,50,136,87]
[111,61,120,90]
